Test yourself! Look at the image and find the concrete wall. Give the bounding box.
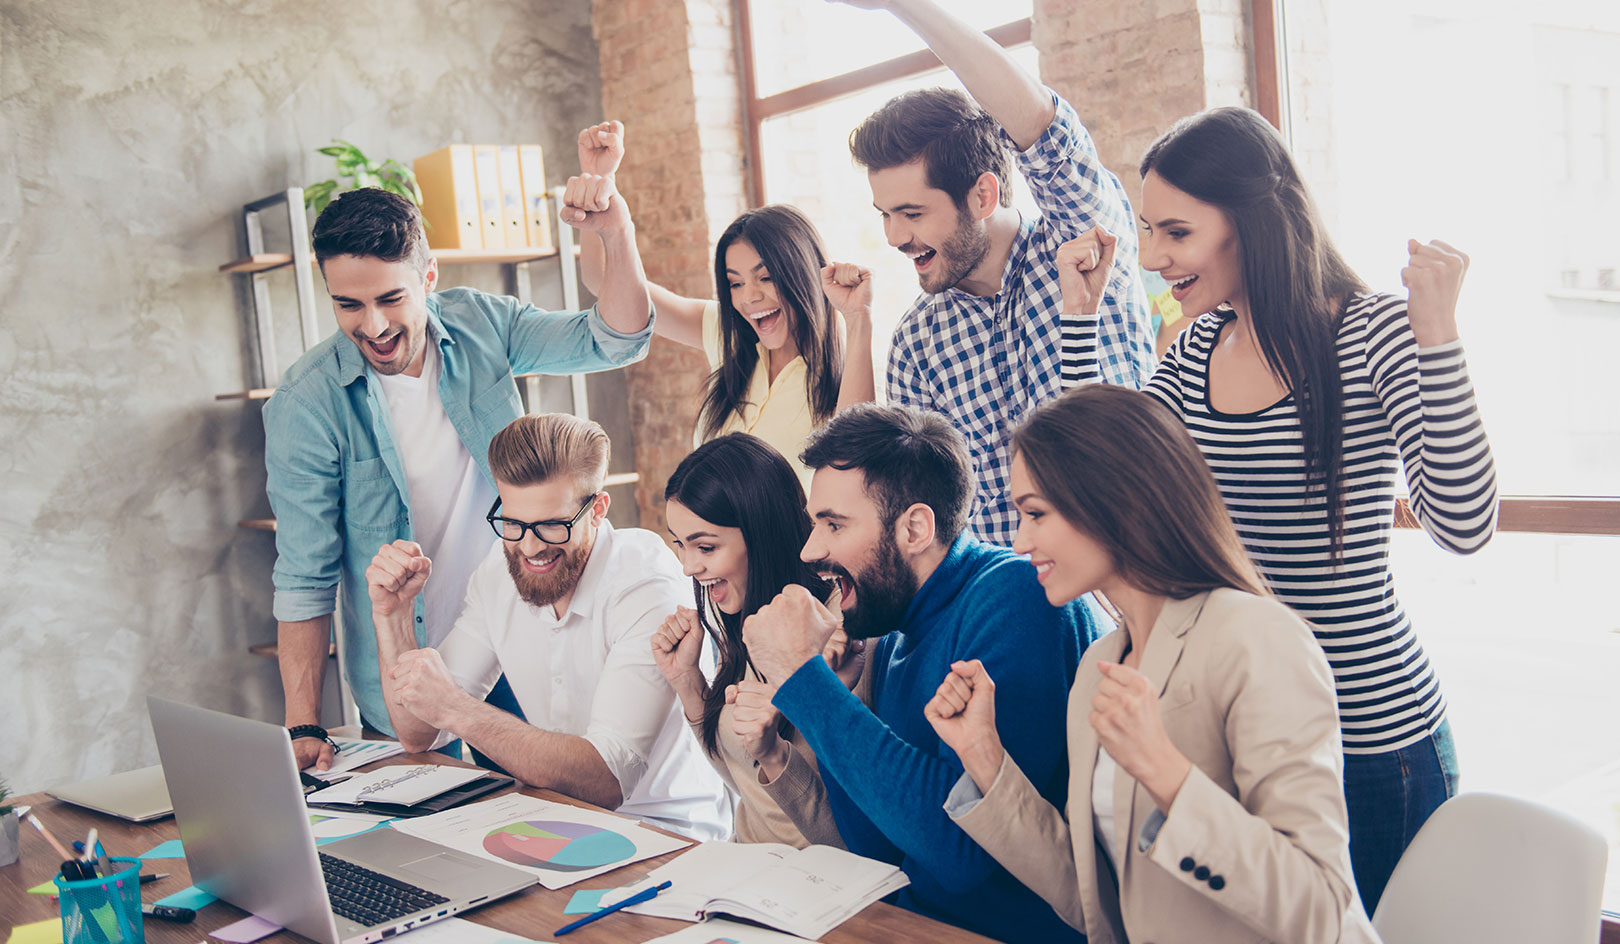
[0,0,606,794]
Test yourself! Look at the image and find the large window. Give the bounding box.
[738,1,1034,370]
[1276,0,1620,912]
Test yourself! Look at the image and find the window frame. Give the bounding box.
[733,0,1031,207]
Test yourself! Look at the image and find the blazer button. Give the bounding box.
[1194,866,1210,881]
[1180,857,1196,872]
[1209,875,1226,891]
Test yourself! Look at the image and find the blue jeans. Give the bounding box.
[1342,719,1460,914]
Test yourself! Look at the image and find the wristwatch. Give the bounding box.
[287,724,338,751]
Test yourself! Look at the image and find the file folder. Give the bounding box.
[413,145,482,249]
[517,144,555,254]
[471,145,507,250]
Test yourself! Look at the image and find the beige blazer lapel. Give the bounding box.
[1115,593,1209,887]
[1071,628,1126,942]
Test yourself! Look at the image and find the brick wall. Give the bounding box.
[591,0,748,536]
[1033,0,1256,213]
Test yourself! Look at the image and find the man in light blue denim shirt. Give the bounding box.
[265,178,654,771]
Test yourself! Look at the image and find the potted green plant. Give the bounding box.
[303,139,423,217]
[0,777,17,867]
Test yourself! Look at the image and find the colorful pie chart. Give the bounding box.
[482,820,637,871]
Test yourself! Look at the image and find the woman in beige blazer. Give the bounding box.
[925,383,1379,944]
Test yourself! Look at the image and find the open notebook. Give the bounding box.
[603,841,909,940]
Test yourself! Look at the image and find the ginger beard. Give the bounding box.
[504,536,593,608]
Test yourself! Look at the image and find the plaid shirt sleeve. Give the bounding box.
[1003,90,1156,389]
[1004,90,1138,243]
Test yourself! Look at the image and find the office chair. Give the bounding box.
[1372,792,1609,944]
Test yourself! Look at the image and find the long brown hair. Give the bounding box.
[700,206,844,441]
[1140,107,1366,561]
[1013,385,1266,599]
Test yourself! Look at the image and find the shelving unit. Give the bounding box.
[218,183,638,727]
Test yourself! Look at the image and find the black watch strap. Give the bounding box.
[287,724,337,749]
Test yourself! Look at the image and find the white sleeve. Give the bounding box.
[580,577,684,797]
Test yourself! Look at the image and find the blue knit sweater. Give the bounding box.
[774,536,1101,943]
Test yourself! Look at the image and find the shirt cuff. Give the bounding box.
[760,743,815,800]
[1415,338,1466,358]
[587,300,655,342]
[583,730,649,799]
[1006,88,1077,174]
[771,654,842,719]
[1136,808,1167,853]
[272,585,338,622]
[943,771,986,818]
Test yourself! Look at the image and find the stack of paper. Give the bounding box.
[606,841,909,940]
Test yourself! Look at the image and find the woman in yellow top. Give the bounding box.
[577,122,876,483]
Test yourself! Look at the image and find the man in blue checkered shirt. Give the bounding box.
[840,0,1156,546]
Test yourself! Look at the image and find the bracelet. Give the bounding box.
[287,724,338,750]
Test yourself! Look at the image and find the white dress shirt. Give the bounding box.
[435,522,732,840]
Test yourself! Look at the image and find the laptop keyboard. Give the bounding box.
[320,853,450,928]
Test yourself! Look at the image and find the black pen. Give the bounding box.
[142,903,196,923]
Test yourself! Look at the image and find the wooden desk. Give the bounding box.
[0,754,994,944]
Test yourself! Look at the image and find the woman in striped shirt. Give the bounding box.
[1056,106,1498,911]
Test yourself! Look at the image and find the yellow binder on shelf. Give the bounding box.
[496,146,529,250]
[517,144,554,254]
[413,145,482,250]
[471,145,507,250]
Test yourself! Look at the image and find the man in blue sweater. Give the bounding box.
[742,404,1101,943]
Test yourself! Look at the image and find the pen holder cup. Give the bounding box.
[53,856,145,944]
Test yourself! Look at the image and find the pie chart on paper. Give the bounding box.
[481,820,637,871]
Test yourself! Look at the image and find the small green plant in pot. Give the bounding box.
[0,776,17,867]
[304,139,423,217]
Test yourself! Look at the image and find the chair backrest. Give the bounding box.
[1373,792,1609,944]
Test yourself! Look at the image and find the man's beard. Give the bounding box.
[919,205,991,295]
[504,539,592,608]
[822,531,919,640]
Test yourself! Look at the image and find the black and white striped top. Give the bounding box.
[1071,293,1498,753]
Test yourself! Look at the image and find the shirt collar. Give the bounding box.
[942,213,1037,303]
[548,520,617,626]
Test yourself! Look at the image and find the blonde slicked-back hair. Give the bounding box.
[488,413,610,496]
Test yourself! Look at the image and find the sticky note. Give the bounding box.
[156,884,218,909]
[210,914,282,942]
[5,918,63,944]
[26,879,57,895]
[138,838,186,859]
[563,888,609,914]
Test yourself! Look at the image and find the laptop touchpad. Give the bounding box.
[398,853,482,884]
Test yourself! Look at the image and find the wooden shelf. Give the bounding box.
[219,246,572,273]
[249,641,336,658]
[215,387,275,401]
[604,472,639,488]
[238,518,277,532]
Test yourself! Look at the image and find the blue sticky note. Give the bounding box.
[563,889,610,915]
[156,884,218,909]
[139,838,186,859]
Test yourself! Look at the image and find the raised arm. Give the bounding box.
[1365,245,1498,553]
[560,173,652,337]
[823,262,877,412]
[833,0,1053,148]
[575,120,708,348]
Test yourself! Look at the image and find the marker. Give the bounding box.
[141,903,196,923]
[554,880,672,936]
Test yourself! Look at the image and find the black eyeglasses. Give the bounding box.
[486,494,599,545]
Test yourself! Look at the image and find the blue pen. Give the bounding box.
[553,880,672,936]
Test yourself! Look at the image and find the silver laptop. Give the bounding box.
[148,697,533,944]
[47,764,173,822]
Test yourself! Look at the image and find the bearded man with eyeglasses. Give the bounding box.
[364,413,731,840]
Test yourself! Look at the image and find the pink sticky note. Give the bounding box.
[209,914,282,943]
